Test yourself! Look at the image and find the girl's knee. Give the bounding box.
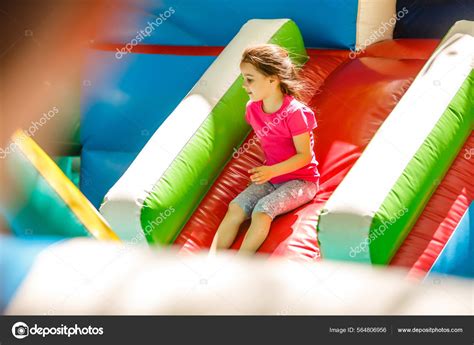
[227,203,247,222]
[251,211,273,222]
[252,199,275,221]
[248,213,272,237]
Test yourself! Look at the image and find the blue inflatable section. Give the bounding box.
[394,0,474,38]
[98,0,359,49]
[80,50,215,207]
[80,150,138,209]
[0,235,62,312]
[428,202,473,279]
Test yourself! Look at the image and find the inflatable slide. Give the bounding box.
[1,0,473,314]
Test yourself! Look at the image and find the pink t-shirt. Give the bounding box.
[245,94,320,184]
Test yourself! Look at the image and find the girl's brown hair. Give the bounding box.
[241,44,307,100]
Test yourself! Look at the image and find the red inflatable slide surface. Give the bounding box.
[175,39,440,263]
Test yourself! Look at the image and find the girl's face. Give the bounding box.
[240,62,278,101]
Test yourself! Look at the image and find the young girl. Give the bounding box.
[210,44,320,255]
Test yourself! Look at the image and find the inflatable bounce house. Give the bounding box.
[1,0,473,314]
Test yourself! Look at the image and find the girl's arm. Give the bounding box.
[249,132,313,184]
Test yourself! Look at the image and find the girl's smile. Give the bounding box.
[240,62,273,101]
[240,62,284,112]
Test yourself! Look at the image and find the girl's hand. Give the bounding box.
[248,166,274,184]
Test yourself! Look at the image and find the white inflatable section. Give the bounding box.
[355,0,397,51]
[319,21,474,262]
[99,19,291,243]
[6,239,473,315]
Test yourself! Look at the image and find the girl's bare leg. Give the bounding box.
[209,203,247,255]
[238,212,272,255]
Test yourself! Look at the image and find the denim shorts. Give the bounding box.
[230,179,319,220]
